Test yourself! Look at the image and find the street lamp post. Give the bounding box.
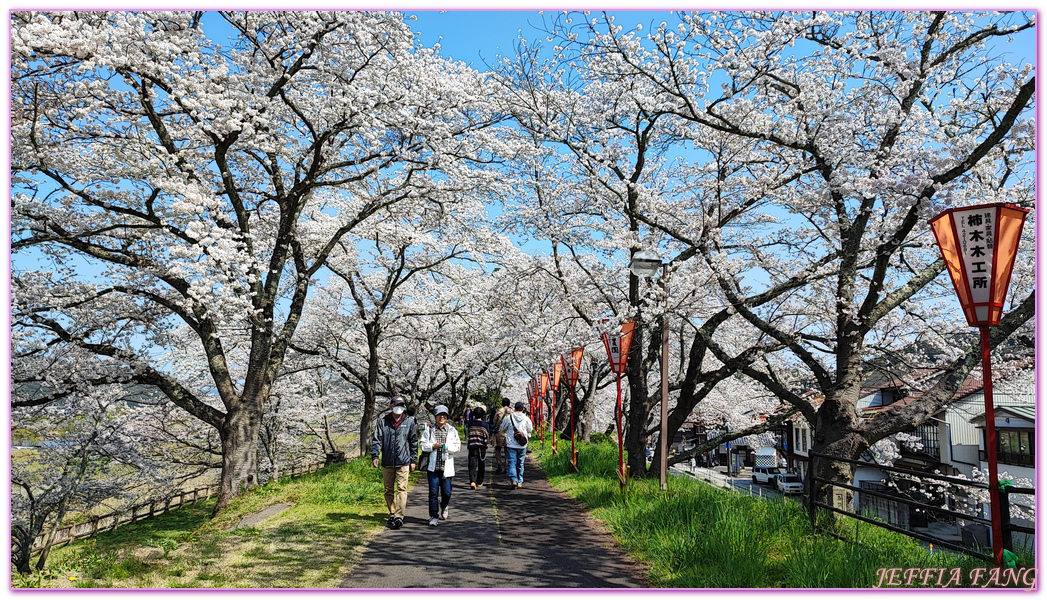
[929,202,1029,565]
[630,250,670,491]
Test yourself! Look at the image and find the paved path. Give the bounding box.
[341,453,647,588]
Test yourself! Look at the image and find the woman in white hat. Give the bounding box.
[420,405,461,526]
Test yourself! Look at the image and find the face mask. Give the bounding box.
[392,406,405,416]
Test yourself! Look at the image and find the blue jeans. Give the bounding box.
[427,471,452,518]
[507,446,526,484]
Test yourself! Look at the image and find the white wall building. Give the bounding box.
[851,366,1034,546]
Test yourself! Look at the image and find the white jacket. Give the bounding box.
[500,412,534,450]
[421,424,462,476]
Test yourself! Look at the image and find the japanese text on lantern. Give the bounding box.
[954,208,994,308]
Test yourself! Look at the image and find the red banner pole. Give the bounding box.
[981,325,1004,564]
[570,385,578,471]
[539,374,548,449]
[551,386,558,455]
[616,374,625,491]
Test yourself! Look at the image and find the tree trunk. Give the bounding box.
[553,386,567,432]
[11,524,35,574]
[578,364,599,442]
[357,325,381,458]
[808,429,870,512]
[216,399,263,512]
[358,397,376,460]
[808,381,869,512]
[260,425,280,482]
[625,323,654,478]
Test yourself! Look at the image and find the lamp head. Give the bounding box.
[629,250,662,277]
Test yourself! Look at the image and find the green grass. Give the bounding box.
[16,457,419,588]
[15,440,1030,589]
[532,437,1015,588]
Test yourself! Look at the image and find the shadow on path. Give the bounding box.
[341,453,647,588]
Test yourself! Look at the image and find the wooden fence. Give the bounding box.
[29,459,329,555]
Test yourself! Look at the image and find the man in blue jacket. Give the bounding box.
[371,396,418,530]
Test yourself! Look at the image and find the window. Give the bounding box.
[872,386,908,407]
[996,429,1034,467]
[900,424,940,459]
[981,429,1034,467]
[801,428,808,452]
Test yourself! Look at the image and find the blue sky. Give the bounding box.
[407,10,1035,72]
[408,10,682,70]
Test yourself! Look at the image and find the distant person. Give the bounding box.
[371,396,418,530]
[500,401,533,489]
[465,406,490,489]
[421,405,461,526]
[490,399,513,474]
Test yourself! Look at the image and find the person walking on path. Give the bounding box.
[490,398,512,474]
[371,396,418,530]
[500,401,533,489]
[465,407,490,489]
[421,404,461,526]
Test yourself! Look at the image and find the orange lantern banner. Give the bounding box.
[551,361,563,391]
[929,203,1029,326]
[561,347,584,388]
[929,202,1029,566]
[601,319,636,374]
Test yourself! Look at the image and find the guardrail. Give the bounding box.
[807,450,1035,563]
[671,464,734,491]
[28,459,329,556]
[29,484,220,555]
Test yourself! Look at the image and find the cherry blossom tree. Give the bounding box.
[11,10,501,509]
[11,350,188,573]
[531,10,1034,502]
[492,18,826,480]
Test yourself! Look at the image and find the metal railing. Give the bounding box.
[978,449,1034,467]
[807,450,1034,562]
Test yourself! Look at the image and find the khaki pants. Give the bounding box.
[493,442,508,473]
[382,466,411,518]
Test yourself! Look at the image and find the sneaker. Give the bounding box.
[385,516,396,528]
[470,482,477,489]
[476,482,484,488]
[440,507,449,520]
[391,517,403,529]
[516,481,523,488]
[510,481,517,489]
[428,518,439,527]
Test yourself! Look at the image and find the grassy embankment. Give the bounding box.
[531,434,1025,588]
[17,434,1031,588]
[15,457,414,588]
